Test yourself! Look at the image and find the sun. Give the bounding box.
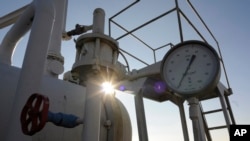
[102,82,115,94]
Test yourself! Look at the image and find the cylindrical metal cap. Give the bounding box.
[93,8,105,34]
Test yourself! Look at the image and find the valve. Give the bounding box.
[62,24,92,40]
[20,93,82,136]
[20,93,49,135]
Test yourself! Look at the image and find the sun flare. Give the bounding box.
[102,82,114,94]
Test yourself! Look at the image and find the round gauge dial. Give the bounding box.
[161,40,221,97]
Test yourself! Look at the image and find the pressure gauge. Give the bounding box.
[161,40,221,98]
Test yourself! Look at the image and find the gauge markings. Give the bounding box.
[162,41,220,95]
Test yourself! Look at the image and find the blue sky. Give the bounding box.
[1,0,250,141]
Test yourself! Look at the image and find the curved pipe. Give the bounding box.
[0,4,34,65]
[0,4,29,29]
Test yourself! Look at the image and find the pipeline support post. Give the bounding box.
[79,8,108,141]
[134,90,149,141]
[82,75,103,141]
[178,101,189,141]
[188,97,206,141]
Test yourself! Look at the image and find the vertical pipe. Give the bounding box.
[93,8,105,34]
[5,0,55,140]
[178,102,189,141]
[80,9,107,140]
[45,0,68,77]
[0,4,34,65]
[134,90,148,141]
[47,0,67,54]
[82,76,103,141]
[188,97,206,141]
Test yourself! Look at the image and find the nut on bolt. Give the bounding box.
[104,120,112,129]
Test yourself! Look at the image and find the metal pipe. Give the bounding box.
[175,0,183,42]
[224,94,236,124]
[178,102,189,141]
[111,20,154,50]
[108,0,140,36]
[5,0,55,140]
[134,90,148,141]
[47,0,67,54]
[115,7,176,41]
[218,92,231,133]
[179,10,207,43]
[82,76,103,141]
[93,8,105,34]
[188,97,206,141]
[0,4,34,65]
[119,48,149,66]
[45,0,68,77]
[81,9,109,141]
[0,4,29,29]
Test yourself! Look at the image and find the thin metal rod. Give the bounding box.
[118,50,131,72]
[153,51,156,63]
[111,20,154,50]
[115,7,176,41]
[218,90,231,133]
[179,10,207,43]
[154,43,174,51]
[110,0,139,20]
[199,102,212,141]
[178,102,189,141]
[119,48,149,66]
[187,0,217,44]
[109,0,140,36]
[202,109,223,114]
[219,50,231,89]
[208,125,227,130]
[224,95,236,124]
[152,43,175,63]
[175,0,183,42]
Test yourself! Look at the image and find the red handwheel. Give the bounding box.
[20,93,49,135]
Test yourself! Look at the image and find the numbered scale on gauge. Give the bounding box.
[161,40,221,98]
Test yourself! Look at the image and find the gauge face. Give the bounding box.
[161,41,220,97]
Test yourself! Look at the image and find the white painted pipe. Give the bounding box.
[48,0,67,54]
[45,0,68,77]
[0,4,34,65]
[92,8,105,34]
[0,4,29,29]
[82,76,103,141]
[81,10,106,140]
[5,0,55,140]
[188,97,206,141]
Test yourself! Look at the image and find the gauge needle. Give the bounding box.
[177,55,196,88]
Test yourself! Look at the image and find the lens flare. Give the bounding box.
[154,81,166,93]
[102,82,114,94]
